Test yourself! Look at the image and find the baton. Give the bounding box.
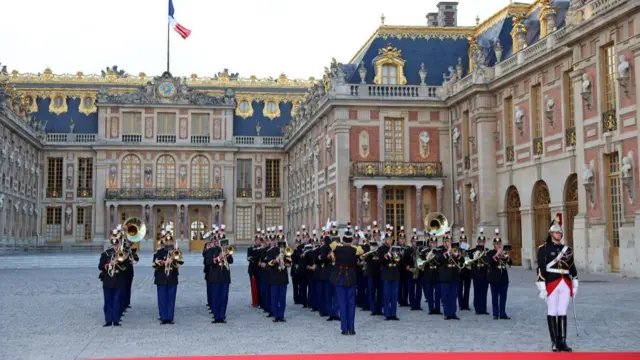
[571,296,579,336]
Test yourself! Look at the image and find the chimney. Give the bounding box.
[426,13,439,27]
[436,2,458,27]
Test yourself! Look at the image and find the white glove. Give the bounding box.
[536,281,547,300]
[572,279,579,298]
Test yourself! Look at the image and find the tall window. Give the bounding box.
[265,159,280,198]
[191,113,210,136]
[462,111,470,154]
[381,65,398,85]
[46,158,63,198]
[122,112,142,135]
[504,97,514,146]
[606,152,623,272]
[563,70,575,129]
[190,155,210,188]
[76,206,92,242]
[45,207,62,243]
[602,44,617,111]
[532,84,542,138]
[235,207,252,241]
[121,155,141,188]
[265,207,281,229]
[237,159,252,189]
[77,158,93,197]
[157,113,176,135]
[156,155,176,188]
[384,117,404,161]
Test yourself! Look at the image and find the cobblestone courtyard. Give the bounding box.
[0,251,639,360]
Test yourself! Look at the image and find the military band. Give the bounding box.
[152,224,183,324]
[487,229,512,320]
[204,225,234,324]
[99,231,127,327]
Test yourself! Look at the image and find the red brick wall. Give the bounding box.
[408,127,440,162]
[349,126,380,162]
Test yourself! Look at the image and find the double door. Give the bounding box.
[384,187,405,241]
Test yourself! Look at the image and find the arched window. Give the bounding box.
[381,65,398,85]
[121,155,142,188]
[190,155,210,188]
[156,155,176,188]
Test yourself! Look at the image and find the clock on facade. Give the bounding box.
[158,82,176,98]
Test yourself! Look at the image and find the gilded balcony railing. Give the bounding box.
[533,137,544,156]
[46,187,62,198]
[105,188,224,200]
[237,188,252,198]
[351,161,443,178]
[77,187,93,198]
[565,127,576,147]
[265,187,281,198]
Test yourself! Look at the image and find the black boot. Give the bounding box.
[547,316,559,352]
[559,315,573,352]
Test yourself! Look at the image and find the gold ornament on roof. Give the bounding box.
[373,43,407,85]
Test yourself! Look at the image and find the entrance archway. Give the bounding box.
[505,186,522,266]
[563,174,578,249]
[532,180,551,252]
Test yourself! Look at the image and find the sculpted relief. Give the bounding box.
[359,131,369,158]
[419,131,430,158]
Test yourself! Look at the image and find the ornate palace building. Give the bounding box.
[1,0,639,276]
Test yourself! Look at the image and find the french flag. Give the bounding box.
[168,0,191,39]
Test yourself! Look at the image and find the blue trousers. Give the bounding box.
[315,280,327,314]
[473,279,489,313]
[408,278,423,309]
[307,280,316,310]
[382,280,399,318]
[206,282,213,310]
[335,285,356,332]
[325,281,338,317]
[211,283,230,320]
[157,284,177,321]
[103,287,122,324]
[120,284,129,315]
[440,282,458,317]
[356,275,368,308]
[422,281,441,312]
[490,282,509,317]
[260,278,270,313]
[367,276,382,314]
[270,284,287,320]
[398,276,409,305]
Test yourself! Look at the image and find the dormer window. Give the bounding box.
[236,99,254,119]
[381,65,398,85]
[373,43,407,85]
[263,101,280,120]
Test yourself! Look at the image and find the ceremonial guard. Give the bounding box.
[364,222,383,316]
[247,230,262,308]
[98,229,127,327]
[405,229,423,310]
[203,230,216,313]
[458,228,471,311]
[120,237,138,318]
[536,214,578,352]
[436,232,464,320]
[486,229,512,320]
[352,227,367,309]
[152,225,184,324]
[266,226,291,322]
[329,227,364,335]
[377,225,400,321]
[205,226,234,323]
[396,227,409,307]
[470,229,490,315]
[292,230,304,305]
[319,222,340,321]
[259,228,274,316]
[303,231,319,311]
[297,231,315,308]
[421,233,441,315]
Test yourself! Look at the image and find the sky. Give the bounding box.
[1,0,516,80]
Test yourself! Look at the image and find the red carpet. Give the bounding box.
[97,352,640,360]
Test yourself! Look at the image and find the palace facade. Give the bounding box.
[1,0,639,276]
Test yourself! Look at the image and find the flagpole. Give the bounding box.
[166,21,170,73]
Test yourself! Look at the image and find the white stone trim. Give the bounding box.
[352,178,444,188]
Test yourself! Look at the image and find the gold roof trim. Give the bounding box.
[6,68,315,89]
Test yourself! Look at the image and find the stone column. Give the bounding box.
[475,112,499,226]
[222,165,234,231]
[218,204,224,226]
[105,204,111,240]
[146,205,153,241]
[436,185,444,214]
[113,204,119,228]
[183,204,189,241]
[377,185,384,225]
[95,163,107,240]
[0,205,6,243]
[211,204,217,229]
[314,152,320,229]
[416,185,423,229]
[356,185,363,228]
[335,125,351,221]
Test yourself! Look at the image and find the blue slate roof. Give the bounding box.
[233,101,293,137]
[35,97,98,134]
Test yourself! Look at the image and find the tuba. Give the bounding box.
[123,217,146,243]
[424,212,450,237]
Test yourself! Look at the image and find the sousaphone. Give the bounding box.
[123,217,146,243]
[424,212,450,237]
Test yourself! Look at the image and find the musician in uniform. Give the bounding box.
[247,231,261,308]
[404,229,423,311]
[266,226,291,322]
[203,231,216,313]
[292,230,304,305]
[470,229,490,315]
[536,214,578,352]
[365,222,383,316]
[486,229,512,320]
[396,227,409,307]
[329,227,364,335]
[421,233,441,315]
[259,228,274,316]
[436,232,465,320]
[205,231,234,324]
[297,233,314,308]
[458,228,471,311]
[377,226,400,321]
[152,228,183,325]
[352,227,366,309]
[98,230,127,327]
[356,226,370,311]
[304,231,319,311]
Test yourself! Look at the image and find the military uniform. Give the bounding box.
[203,231,216,313]
[405,232,424,310]
[536,214,578,352]
[436,236,465,320]
[98,235,127,326]
[205,243,234,323]
[365,223,383,315]
[247,231,261,308]
[266,231,290,322]
[421,236,441,315]
[330,230,364,335]
[152,234,184,325]
[303,235,319,311]
[292,231,304,305]
[457,229,471,311]
[323,223,341,320]
[377,234,400,321]
[397,228,409,307]
[486,229,512,320]
[356,227,370,310]
[471,230,489,314]
[259,229,274,315]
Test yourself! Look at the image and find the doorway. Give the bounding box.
[505,186,522,266]
[189,206,210,252]
[532,181,551,255]
[384,187,405,240]
[563,174,578,249]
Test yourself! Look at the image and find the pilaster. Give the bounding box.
[377,184,384,225]
[335,126,351,221]
[415,185,423,229]
[95,163,107,240]
[475,113,499,226]
[519,206,534,269]
[356,185,363,229]
[223,165,234,231]
[437,184,444,214]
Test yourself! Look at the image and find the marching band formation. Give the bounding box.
[98,211,579,352]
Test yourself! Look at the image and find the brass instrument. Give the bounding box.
[464,247,489,268]
[424,212,450,237]
[227,245,236,255]
[389,245,402,263]
[123,217,146,243]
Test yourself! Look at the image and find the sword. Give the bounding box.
[571,296,579,336]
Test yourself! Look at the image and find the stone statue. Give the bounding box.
[582,160,594,182]
[452,127,460,145]
[0,194,4,210]
[617,55,629,79]
[515,106,525,126]
[470,187,477,203]
[454,189,461,206]
[101,65,127,78]
[255,121,262,136]
[621,151,633,178]
[545,94,555,113]
[362,191,371,217]
[581,73,591,93]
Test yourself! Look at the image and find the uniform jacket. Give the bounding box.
[247,245,260,276]
[362,243,381,278]
[469,246,489,281]
[205,246,234,284]
[486,249,512,283]
[420,247,440,283]
[401,246,420,279]
[153,248,184,286]
[316,243,333,281]
[377,244,400,282]
[266,246,290,286]
[292,243,304,278]
[329,242,363,287]
[536,242,578,284]
[98,248,127,289]
[435,249,465,282]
